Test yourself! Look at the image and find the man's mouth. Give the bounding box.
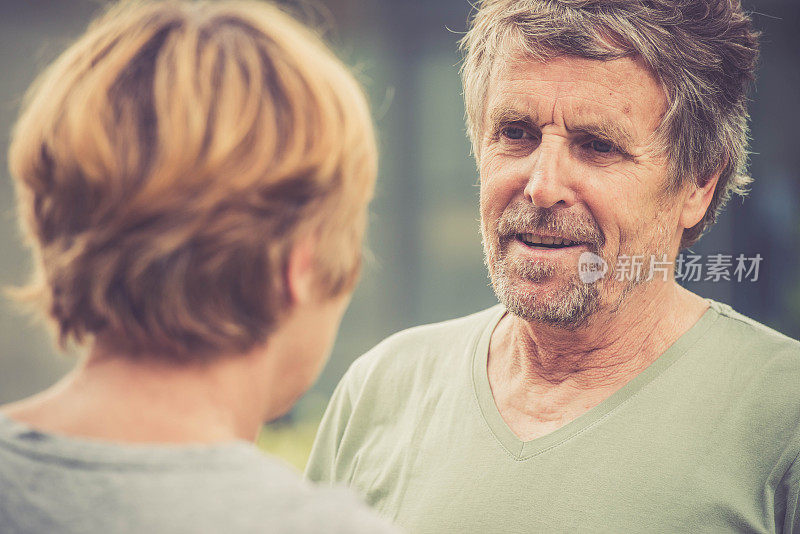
[516,233,584,250]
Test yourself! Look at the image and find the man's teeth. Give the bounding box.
[519,234,578,246]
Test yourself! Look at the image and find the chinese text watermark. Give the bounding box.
[578,253,763,283]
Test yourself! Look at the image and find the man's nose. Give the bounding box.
[523,141,575,209]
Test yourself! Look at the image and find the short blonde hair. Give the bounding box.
[8,0,377,359]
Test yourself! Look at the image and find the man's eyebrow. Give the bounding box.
[565,118,635,151]
[487,105,540,130]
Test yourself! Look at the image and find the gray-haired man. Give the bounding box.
[307,1,800,532]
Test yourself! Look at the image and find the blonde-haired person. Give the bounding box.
[0,1,397,533]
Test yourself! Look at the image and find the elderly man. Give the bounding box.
[306,0,800,532]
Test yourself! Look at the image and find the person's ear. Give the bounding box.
[679,168,722,231]
[286,235,318,306]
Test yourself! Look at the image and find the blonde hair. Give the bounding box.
[8,0,377,359]
[461,0,759,248]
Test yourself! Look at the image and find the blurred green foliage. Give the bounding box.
[256,418,321,473]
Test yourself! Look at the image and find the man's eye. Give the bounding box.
[501,127,528,140]
[589,139,615,154]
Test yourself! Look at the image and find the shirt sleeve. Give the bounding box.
[304,369,356,485]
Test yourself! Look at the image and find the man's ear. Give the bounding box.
[286,235,317,306]
[679,169,722,230]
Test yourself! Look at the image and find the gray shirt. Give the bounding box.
[0,413,398,534]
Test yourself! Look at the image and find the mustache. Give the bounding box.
[496,203,605,248]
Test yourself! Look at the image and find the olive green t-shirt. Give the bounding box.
[306,300,800,533]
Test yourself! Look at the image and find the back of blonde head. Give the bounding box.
[9,0,377,360]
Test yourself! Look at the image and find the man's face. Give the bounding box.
[479,54,685,327]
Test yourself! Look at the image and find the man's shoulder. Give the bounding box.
[698,301,800,482]
[243,458,398,533]
[708,299,800,360]
[343,305,503,389]
[185,453,396,533]
[699,300,800,423]
[0,428,394,534]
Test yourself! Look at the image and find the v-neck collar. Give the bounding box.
[471,301,721,460]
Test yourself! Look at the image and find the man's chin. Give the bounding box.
[492,276,600,329]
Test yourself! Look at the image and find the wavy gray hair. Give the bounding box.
[461,0,759,248]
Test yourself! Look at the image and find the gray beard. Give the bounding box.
[487,248,601,329]
[481,202,607,328]
[480,200,673,329]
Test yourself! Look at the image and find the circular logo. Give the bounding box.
[578,252,608,284]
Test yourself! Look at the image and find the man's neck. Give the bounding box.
[487,281,709,441]
[1,346,275,445]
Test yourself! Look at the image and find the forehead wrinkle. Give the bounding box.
[489,54,665,127]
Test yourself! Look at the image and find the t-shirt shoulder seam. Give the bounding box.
[713,304,800,350]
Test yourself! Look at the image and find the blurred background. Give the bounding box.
[0,0,798,471]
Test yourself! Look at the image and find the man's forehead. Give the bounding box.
[484,55,666,141]
[488,99,629,127]
[493,53,659,91]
